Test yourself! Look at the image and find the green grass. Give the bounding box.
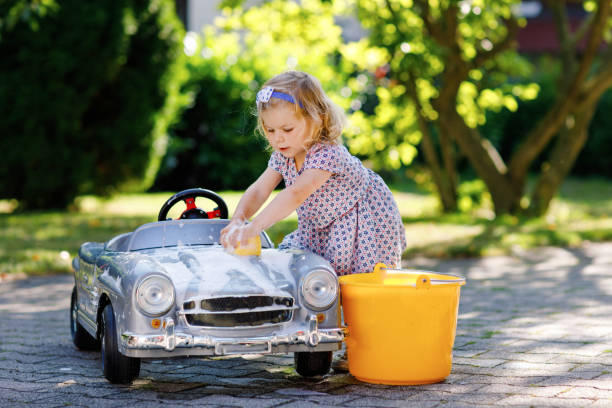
[1,176,612,277]
[400,177,612,258]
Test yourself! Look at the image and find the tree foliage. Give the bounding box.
[525,0,612,215]
[0,0,188,209]
[183,0,612,218]
[155,0,353,191]
[338,0,536,213]
[343,0,612,216]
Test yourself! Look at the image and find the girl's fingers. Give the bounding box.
[226,231,235,248]
[220,220,238,248]
[220,228,235,248]
[220,221,257,251]
[236,225,257,245]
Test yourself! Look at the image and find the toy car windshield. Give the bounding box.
[105,219,273,252]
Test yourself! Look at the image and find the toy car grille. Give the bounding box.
[185,310,293,327]
[182,295,295,327]
[197,296,293,311]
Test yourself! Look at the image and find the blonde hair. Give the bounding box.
[255,71,346,147]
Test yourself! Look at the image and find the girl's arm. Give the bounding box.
[249,168,332,232]
[220,167,281,247]
[232,167,283,221]
[222,168,332,249]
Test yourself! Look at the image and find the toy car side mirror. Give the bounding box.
[79,242,105,264]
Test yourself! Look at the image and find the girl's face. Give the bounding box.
[261,104,314,168]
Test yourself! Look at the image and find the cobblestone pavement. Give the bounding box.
[1,242,612,407]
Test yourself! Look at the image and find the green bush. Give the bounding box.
[573,91,612,177]
[153,62,269,191]
[153,0,350,192]
[482,59,612,178]
[0,0,187,209]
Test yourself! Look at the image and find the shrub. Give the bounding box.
[573,91,612,178]
[152,0,350,192]
[482,59,612,179]
[0,0,188,209]
[152,61,268,191]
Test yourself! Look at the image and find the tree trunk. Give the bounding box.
[528,95,600,216]
[525,1,612,216]
[408,76,457,211]
[507,0,610,196]
[438,107,520,214]
[417,118,458,212]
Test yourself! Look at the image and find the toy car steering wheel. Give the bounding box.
[158,188,229,221]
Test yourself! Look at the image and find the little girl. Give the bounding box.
[220,71,406,275]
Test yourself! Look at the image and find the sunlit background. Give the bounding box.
[1,0,612,276]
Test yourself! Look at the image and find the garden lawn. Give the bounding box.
[1,176,611,277]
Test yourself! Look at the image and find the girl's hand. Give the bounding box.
[220,220,260,250]
[220,217,244,247]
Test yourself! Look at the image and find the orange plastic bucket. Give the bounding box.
[339,263,466,385]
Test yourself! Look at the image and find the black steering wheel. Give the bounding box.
[158,188,229,221]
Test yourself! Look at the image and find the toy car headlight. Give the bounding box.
[136,274,175,316]
[301,268,338,311]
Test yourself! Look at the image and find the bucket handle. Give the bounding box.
[373,262,465,286]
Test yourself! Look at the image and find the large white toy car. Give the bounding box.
[70,188,344,383]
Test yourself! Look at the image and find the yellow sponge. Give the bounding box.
[232,235,261,256]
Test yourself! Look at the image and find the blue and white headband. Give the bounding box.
[256,86,303,108]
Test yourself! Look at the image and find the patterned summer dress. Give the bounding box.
[268,142,407,276]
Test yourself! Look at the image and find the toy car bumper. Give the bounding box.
[120,315,346,358]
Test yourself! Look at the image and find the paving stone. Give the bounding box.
[568,377,612,389]
[346,396,440,407]
[185,394,290,407]
[273,388,357,405]
[558,386,612,399]
[477,383,569,397]
[495,395,595,407]
[404,389,506,405]
[497,361,577,372]
[510,352,561,363]
[453,357,506,368]
[341,384,419,399]
[529,372,603,386]
[453,349,486,358]
[274,401,355,408]
[455,374,550,386]
[570,363,612,373]
[2,243,612,407]
[4,389,61,403]
[0,378,49,392]
[32,395,175,408]
[0,369,59,383]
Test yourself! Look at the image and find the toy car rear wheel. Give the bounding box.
[70,286,100,350]
[294,351,333,377]
[101,303,140,384]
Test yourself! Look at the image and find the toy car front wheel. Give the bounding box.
[101,303,140,384]
[70,286,99,350]
[294,351,333,377]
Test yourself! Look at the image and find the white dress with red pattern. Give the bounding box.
[268,142,406,276]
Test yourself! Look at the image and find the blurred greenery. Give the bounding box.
[2,177,611,277]
[0,0,189,209]
[401,177,612,258]
[482,56,612,179]
[183,0,610,218]
[339,0,537,170]
[2,0,611,215]
[1,0,612,280]
[153,0,354,191]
